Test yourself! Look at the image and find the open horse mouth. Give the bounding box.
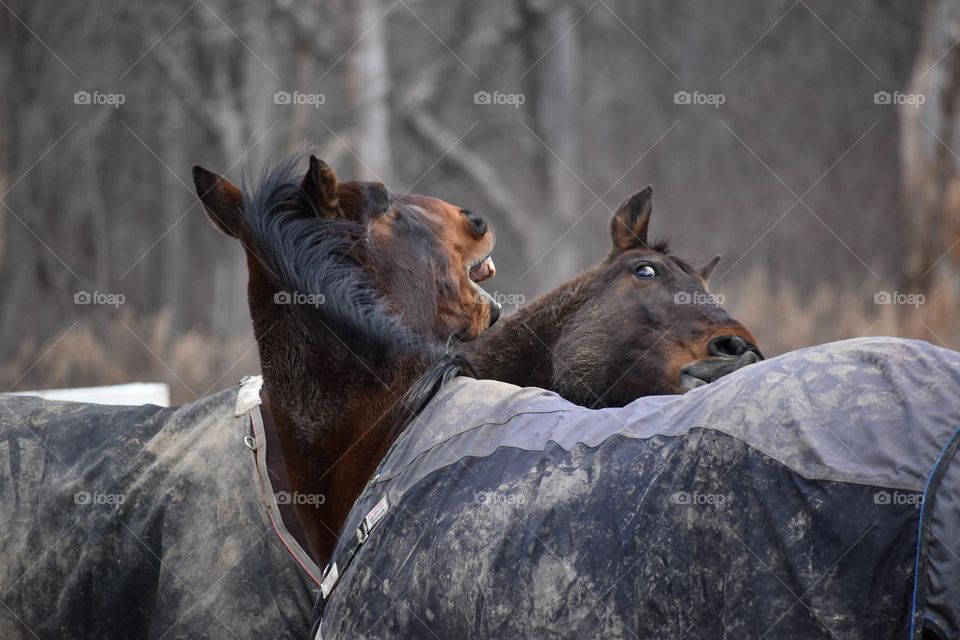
[679,350,762,392]
[467,251,501,324]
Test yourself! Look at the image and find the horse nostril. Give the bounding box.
[463,210,488,237]
[708,335,750,358]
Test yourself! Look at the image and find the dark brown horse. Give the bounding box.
[194,155,499,565]
[464,186,761,407]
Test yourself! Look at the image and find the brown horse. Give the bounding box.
[194,155,499,565]
[464,186,761,407]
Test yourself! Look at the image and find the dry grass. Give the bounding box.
[719,269,959,357]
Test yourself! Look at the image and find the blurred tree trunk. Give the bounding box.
[900,0,960,294]
[0,7,14,344]
[0,14,9,275]
[0,3,59,349]
[159,108,187,329]
[287,47,317,153]
[519,0,582,279]
[348,0,393,184]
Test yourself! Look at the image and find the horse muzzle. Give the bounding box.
[678,349,762,392]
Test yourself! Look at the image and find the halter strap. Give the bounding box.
[237,375,325,587]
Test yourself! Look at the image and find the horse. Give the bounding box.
[314,337,960,640]
[0,154,500,639]
[192,155,499,566]
[464,186,762,406]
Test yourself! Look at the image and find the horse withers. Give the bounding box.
[465,186,762,406]
[0,155,501,640]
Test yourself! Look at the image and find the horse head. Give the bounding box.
[192,155,499,352]
[550,186,762,405]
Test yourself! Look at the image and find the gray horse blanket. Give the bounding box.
[316,338,960,640]
[0,376,321,639]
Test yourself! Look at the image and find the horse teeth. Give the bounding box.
[470,256,495,283]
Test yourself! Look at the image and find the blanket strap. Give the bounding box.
[311,496,390,638]
[319,494,390,601]
[236,374,326,590]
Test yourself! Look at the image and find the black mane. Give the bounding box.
[241,156,423,362]
[393,346,474,440]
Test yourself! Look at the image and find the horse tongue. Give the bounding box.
[470,256,496,283]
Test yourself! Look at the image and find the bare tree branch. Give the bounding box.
[403,108,532,261]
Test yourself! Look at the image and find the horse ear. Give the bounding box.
[698,255,721,283]
[300,155,340,218]
[193,166,243,238]
[611,186,653,253]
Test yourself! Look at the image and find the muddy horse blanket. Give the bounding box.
[315,338,960,640]
[0,376,321,639]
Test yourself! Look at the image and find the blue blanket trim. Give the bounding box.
[909,425,960,640]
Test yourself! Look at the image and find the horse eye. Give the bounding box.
[634,264,658,279]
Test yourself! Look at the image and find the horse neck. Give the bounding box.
[256,322,421,566]
[465,265,599,388]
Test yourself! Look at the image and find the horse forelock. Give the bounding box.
[648,237,671,254]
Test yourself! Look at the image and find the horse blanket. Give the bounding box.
[315,337,960,640]
[0,376,321,639]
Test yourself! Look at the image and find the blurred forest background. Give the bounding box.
[2,0,959,402]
